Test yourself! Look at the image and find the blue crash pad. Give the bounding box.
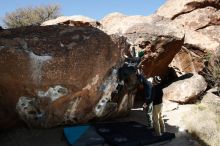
[63,125,89,145]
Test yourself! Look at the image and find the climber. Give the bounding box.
[130,44,158,129]
[152,76,165,136]
[124,46,154,128]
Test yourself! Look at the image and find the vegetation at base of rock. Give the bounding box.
[181,103,220,146]
[3,4,61,28]
[201,53,220,96]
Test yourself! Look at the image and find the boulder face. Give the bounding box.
[170,47,204,76]
[125,24,184,78]
[156,0,220,74]
[0,26,130,128]
[101,13,185,78]
[163,73,207,103]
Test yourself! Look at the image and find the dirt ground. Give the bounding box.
[0,101,200,146]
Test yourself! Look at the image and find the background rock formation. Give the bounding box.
[41,15,101,28]
[101,13,185,78]
[156,0,220,74]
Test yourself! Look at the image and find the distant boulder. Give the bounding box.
[41,15,101,27]
[100,12,152,34]
[163,73,207,103]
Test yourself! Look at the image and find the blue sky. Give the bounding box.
[0,0,166,25]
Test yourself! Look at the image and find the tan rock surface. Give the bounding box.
[163,73,207,103]
[156,0,220,20]
[156,0,220,74]
[41,15,101,27]
[170,47,204,75]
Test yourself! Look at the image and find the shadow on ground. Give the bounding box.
[0,101,199,146]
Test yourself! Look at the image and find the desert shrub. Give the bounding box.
[3,4,61,28]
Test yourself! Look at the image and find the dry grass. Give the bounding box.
[181,103,220,146]
[202,53,220,96]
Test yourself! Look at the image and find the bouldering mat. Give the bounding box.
[64,125,106,146]
[94,121,175,146]
[64,121,175,146]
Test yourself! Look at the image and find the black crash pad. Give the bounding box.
[94,121,175,146]
[64,121,175,146]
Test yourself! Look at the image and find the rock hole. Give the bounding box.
[97,105,101,109]
[28,110,36,115]
[72,117,78,122]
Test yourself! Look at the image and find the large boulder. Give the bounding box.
[101,13,185,77]
[156,0,220,74]
[0,25,131,128]
[100,12,153,35]
[163,73,207,103]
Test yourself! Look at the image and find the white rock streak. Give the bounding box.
[29,52,52,85]
[37,85,68,102]
[83,74,99,90]
[94,69,118,117]
[68,97,81,121]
